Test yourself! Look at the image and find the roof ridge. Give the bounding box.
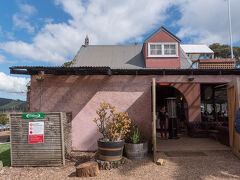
[144,26,181,43]
[82,44,143,47]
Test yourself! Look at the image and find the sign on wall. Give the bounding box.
[23,113,44,119]
[29,122,44,143]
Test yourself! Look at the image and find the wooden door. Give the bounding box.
[227,78,240,158]
[152,78,157,162]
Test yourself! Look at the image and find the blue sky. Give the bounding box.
[0,0,239,101]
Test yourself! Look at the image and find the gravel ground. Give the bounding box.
[1,150,240,180]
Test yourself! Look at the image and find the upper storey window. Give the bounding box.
[148,43,178,57]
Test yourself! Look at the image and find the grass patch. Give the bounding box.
[0,143,10,166]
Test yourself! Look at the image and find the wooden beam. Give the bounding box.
[152,78,157,162]
[60,112,65,166]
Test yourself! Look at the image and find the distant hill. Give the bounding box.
[0,98,26,113]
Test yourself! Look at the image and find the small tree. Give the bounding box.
[62,61,72,67]
[93,102,131,142]
[0,114,9,125]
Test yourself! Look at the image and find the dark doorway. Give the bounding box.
[156,84,188,135]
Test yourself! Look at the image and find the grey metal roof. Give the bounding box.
[71,45,145,69]
[180,48,192,69]
[72,44,192,69]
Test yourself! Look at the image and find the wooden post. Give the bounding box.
[152,78,157,162]
[227,78,240,158]
[10,115,13,166]
[60,112,65,165]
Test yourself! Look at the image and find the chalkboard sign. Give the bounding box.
[235,108,240,134]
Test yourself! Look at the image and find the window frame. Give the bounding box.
[148,42,178,57]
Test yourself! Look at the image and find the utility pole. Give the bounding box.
[228,0,234,58]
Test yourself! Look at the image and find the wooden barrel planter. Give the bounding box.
[124,141,148,160]
[97,140,124,161]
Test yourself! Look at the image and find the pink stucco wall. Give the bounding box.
[144,30,180,68]
[172,83,201,122]
[29,74,237,151]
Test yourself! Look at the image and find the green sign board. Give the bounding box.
[23,113,44,119]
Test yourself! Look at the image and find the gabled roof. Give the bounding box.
[144,26,181,43]
[71,44,191,69]
[71,45,145,69]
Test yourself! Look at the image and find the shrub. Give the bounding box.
[125,124,142,144]
[0,114,9,125]
[131,126,141,144]
[93,102,131,142]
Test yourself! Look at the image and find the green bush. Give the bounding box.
[0,114,9,125]
[125,124,142,144]
[131,127,141,144]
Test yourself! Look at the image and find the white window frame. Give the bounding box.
[148,42,178,57]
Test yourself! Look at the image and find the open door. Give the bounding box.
[227,78,240,158]
[152,78,157,162]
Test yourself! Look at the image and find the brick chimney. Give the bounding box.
[85,35,89,46]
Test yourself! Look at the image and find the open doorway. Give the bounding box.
[154,83,230,153]
[199,83,229,146]
[156,84,188,139]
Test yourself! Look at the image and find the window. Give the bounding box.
[150,44,162,55]
[164,44,176,55]
[148,43,178,57]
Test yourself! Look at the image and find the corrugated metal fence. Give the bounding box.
[10,112,71,167]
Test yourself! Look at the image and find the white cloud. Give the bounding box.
[12,3,37,33]
[13,14,35,33]
[6,32,15,40]
[0,72,30,93]
[43,18,54,24]
[176,0,240,45]
[19,4,37,16]
[0,0,174,64]
[0,54,6,63]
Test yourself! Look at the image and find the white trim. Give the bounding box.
[148,42,178,57]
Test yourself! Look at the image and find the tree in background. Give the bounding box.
[0,114,9,125]
[209,43,240,67]
[62,57,77,67]
[62,61,72,67]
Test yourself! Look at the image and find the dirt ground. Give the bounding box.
[1,150,240,180]
[1,132,240,179]
[0,131,10,143]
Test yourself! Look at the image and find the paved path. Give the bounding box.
[157,134,230,152]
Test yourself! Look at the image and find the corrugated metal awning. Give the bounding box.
[9,66,240,76]
[181,44,214,54]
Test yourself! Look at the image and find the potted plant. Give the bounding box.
[93,102,131,161]
[124,125,148,160]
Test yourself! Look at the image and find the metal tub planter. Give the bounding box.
[125,141,148,160]
[125,125,148,160]
[93,103,132,162]
[98,139,125,161]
